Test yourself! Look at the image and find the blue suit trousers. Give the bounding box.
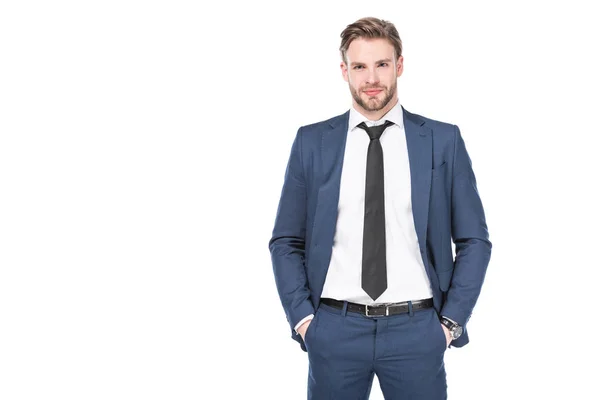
[304,300,448,399]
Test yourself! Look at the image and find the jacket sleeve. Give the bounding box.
[440,125,492,326]
[268,127,315,333]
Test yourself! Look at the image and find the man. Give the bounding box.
[268,16,491,399]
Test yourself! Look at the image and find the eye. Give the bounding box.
[353,66,364,70]
[379,62,388,67]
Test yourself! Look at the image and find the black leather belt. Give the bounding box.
[320,297,434,317]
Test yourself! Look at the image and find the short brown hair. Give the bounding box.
[339,17,403,64]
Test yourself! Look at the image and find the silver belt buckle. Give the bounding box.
[365,304,390,317]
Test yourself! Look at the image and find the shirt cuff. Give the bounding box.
[294,314,314,333]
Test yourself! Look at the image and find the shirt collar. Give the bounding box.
[348,99,404,131]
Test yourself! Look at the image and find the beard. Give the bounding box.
[350,80,396,112]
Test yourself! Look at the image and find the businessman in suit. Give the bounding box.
[268,17,491,399]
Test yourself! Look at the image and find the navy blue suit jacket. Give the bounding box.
[269,106,492,352]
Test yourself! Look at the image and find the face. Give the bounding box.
[341,38,403,118]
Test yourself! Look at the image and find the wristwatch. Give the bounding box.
[440,316,463,340]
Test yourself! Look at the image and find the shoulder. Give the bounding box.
[403,108,457,134]
[298,110,350,134]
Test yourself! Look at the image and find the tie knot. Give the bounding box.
[357,120,395,140]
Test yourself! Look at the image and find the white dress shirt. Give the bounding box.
[295,100,433,332]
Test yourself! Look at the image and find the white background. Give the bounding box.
[1,1,599,399]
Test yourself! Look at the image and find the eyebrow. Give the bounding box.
[350,58,392,66]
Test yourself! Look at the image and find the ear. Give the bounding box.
[396,56,404,78]
[340,61,349,82]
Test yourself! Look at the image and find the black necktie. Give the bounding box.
[357,120,394,301]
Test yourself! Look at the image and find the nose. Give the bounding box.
[366,67,379,86]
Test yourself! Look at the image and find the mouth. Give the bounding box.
[363,89,383,97]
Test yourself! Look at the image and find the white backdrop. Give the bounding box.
[1,1,599,399]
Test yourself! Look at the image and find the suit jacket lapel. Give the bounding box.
[402,106,432,250]
[313,111,349,249]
